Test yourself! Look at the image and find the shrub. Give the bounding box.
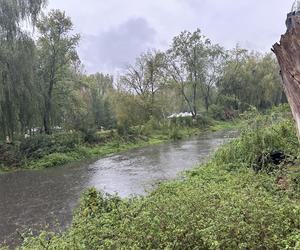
[80,128,101,144]
[213,116,298,173]
[33,153,75,169]
[170,116,193,127]
[0,143,22,168]
[196,114,214,129]
[168,126,183,140]
[19,132,83,160]
[209,104,238,121]
[116,124,139,142]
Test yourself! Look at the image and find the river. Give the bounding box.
[0,129,236,246]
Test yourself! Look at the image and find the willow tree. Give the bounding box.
[0,0,47,140]
[37,10,80,134]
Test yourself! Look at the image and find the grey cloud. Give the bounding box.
[179,0,292,52]
[79,17,156,73]
[49,0,295,74]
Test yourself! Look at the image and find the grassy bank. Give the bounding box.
[0,117,241,172]
[0,125,204,172]
[9,108,300,249]
[27,126,201,170]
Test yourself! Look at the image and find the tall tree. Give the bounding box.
[0,0,47,39]
[120,50,165,118]
[0,0,47,140]
[87,73,115,129]
[166,29,224,117]
[219,49,283,111]
[200,44,226,111]
[37,9,80,134]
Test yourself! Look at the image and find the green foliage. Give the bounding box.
[214,110,298,173]
[32,153,75,169]
[120,51,166,120]
[166,29,226,115]
[168,126,183,140]
[218,49,284,111]
[112,91,149,128]
[0,0,46,37]
[37,9,80,134]
[169,116,194,127]
[116,124,140,142]
[0,143,21,168]
[20,132,83,160]
[80,128,101,144]
[0,5,294,247]
[196,114,214,128]
[210,96,240,121]
[0,121,200,172]
[0,19,286,144]
[0,0,46,141]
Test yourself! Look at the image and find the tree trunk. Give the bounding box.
[204,96,209,112]
[272,14,300,143]
[44,79,54,135]
[43,107,51,135]
[43,58,56,135]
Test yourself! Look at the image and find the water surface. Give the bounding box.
[0,130,236,246]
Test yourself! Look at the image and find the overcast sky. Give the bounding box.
[48,0,293,74]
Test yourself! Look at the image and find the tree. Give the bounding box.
[112,91,148,127]
[200,44,226,111]
[219,49,283,111]
[0,0,47,40]
[0,0,46,140]
[120,50,165,118]
[37,9,80,134]
[217,46,248,106]
[273,12,300,142]
[87,73,115,129]
[166,29,224,117]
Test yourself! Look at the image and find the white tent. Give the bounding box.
[168,112,193,119]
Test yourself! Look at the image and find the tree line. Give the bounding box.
[114,30,285,127]
[0,0,285,142]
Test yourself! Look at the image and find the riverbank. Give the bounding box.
[15,112,300,249]
[0,120,240,173]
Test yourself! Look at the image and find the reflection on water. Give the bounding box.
[0,130,236,246]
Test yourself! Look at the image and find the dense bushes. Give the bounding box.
[20,133,83,160]
[0,123,199,170]
[16,110,300,249]
[80,128,101,144]
[32,153,76,169]
[214,108,298,173]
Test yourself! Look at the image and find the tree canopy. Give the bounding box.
[0,2,285,141]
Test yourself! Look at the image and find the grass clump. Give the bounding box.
[31,153,76,169]
[214,115,298,173]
